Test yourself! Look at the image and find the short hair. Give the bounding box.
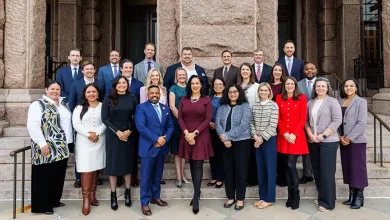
[284,40,295,47]
[144,43,156,50]
[210,77,226,96]
[281,76,301,100]
[269,63,287,84]
[311,77,333,99]
[185,75,207,98]
[237,63,256,85]
[339,78,362,98]
[110,50,120,55]
[148,84,160,91]
[257,82,273,100]
[181,47,193,53]
[253,49,264,53]
[221,50,232,57]
[45,79,60,89]
[81,61,95,70]
[120,59,134,68]
[174,67,188,84]
[68,47,82,56]
[220,84,248,105]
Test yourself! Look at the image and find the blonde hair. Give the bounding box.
[144,68,166,94]
[174,67,188,84]
[257,82,273,100]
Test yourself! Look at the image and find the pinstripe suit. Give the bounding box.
[306,95,342,210]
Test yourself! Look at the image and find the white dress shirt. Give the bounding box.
[84,77,95,85]
[111,63,120,77]
[27,95,73,148]
[70,65,80,79]
[285,55,294,74]
[181,62,198,80]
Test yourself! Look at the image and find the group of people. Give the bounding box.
[26,40,368,216]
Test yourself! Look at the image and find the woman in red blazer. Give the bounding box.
[275,76,308,210]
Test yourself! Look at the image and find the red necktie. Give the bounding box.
[256,65,262,82]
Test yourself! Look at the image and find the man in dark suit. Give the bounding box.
[275,40,305,81]
[212,50,239,86]
[56,48,83,98]
[252,49,272,83]
[134,43,163,85]
[163,47,210,93]
[69,61,106,112]
[135,85,174,216]
[98,50,122,95]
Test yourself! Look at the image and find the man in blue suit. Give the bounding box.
[252,49,272,83]
[163,47,210,93]
[69,61,106,112]
[98,50,122,95]
[56,48,83,98]
[275,40,305,81]
[135,85,174,216]
[121,59,144,102]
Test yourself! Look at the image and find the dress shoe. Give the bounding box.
[207,181,217,186]
[299,176,313,184]
[182,178,191,184]
[215,182,224,188]
[223,199,236,208]
[81,173,92,215]
[110,191,118,211]
[160,180,166,185]
[53,202,65,208]
[74,179,81,188]
[350,188,364,209]
[90,171,99,206]
[234,202,244,211]
[131,178,139,187]
[192,208,199,215]
[176,180,182,188]
[150,198,168,206]
[343,187,354,205]
[125,188,132,207]
[141,205,152,216]
[44,210,54,215]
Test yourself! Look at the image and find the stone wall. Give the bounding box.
[82,0,101,67]
[0,0,4,88]
[99,0,115,66]
[383,0,390,88]
[302,0,318,65]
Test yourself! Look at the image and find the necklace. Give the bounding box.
[191,96,200,103]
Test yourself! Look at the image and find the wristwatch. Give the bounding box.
[322,134,327,139]
[195,131,199,136]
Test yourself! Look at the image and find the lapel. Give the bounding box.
[147,101,162,125]
[279,58,287,73]
[159,104,167,126]
[141,60,147,78]
[302,80,310,98]
[344,95,358,115]
[315,96,329,124]
[107,65,114,80]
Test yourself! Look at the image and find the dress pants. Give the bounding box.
[223,139,251,200]
[132,131,140,179]
[247,140,258,185]
[140,150,165,206]
[31,158,68,213]
[301,154,313,177]
[209,129,224,182]
[309,142,339,210]
[255,136,277,202]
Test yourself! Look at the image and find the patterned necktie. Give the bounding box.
[113,65,118,77]
[256,65,262,82]
[287,59,292,75]
[147,61,152,72]
[308,80,313,94]
[73,68,77,81]
[223,67,228,79]
[153,104,162,122]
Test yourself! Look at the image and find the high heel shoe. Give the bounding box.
[190,191,201,206]
[110,191,118,211]
[124,188,132,207]
[207,181,217,186]
[215,182,224,188]
[350,188,364,209]
[192,192,200,215]
[343,186,354,205]
[182,177,191,184]
[176,180,182,188]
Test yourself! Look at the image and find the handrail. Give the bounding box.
[326,72,389,166]
[9,145,31,220]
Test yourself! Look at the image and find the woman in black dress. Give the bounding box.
[102,76,138,211]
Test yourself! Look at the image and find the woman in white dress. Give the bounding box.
[72,84,106,215]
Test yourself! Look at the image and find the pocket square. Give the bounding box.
[202,73,206,76]
[165,112,169,115]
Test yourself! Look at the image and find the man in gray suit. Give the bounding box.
[297,62,317,184]
[134,43,163,84]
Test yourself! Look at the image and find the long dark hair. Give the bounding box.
[186,75,206,98]
[109,76,130,107]
[269,63,287,84]
[80,84,100,120]
[281,76,301,100]
[210,77,226,97]
[237,63,255,85]
[220,84,248,105]
[340,77,361,98]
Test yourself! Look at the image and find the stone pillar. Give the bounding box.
[0,0,5,88]
[52,0,59,61]
[317,0,338,76]
[257,0,279,63]
[57,0,82,61]
[336,0,361,78]
[82,0,101,67]
[383,0,390,88]
[302,0,318,65]
[100,0,115,66]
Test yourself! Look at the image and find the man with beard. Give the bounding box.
[212,50,239,86]
[135,85,174,216]
[57,48,83,98]
[297,63,317,184]
[98,50,122,95]
[275,40,305,81]
[134,43,163,84]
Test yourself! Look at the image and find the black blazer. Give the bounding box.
[212,65,239,86]
[252,63,272,83]
[275,57,305,81]
[69,78,106,112]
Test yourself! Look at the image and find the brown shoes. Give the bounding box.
[150,198,168,206]
[81,173,93,215]
[90,171,99,206]
[141,205,152,216]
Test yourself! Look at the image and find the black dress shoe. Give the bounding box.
[74,179,81,188]
[207,181,217,186]
[223,199,236,208]
[192,208,199,215]
[215,182,224,188]
[160,180,166,185]
[299,176,314,184]
[53,202,65,208]
[44,210,54,215]
[234,204,244,210]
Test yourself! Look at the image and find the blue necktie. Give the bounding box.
[153,104,162,122]
[113,65,118,77]
[73,68,77,80]
[287,59,292,75]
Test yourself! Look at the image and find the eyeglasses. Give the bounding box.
[228,91,239,94]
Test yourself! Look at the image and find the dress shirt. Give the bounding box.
[285,55,294,74]
[27,95,73,148]
[255,63,263,74]
[127,76,132,88]
[84,77,95,85]
[153,102,162,121]
[111,63,119,77]
[144,59,155,73]
[305,77,316,94]
[181,62,198,80]
[71,65,80,79]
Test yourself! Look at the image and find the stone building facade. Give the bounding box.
[0,0,389,133]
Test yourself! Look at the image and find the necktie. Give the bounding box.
[223,67,228,79]
[308,80,313,94]
[287,59,292,75]
[73,68,77,81]
[113,65,118,77]
[147,61,152,72]
[256,65,262,82]
[153,104,162,122]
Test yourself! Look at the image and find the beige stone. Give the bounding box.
[257,0,278,62]
[0,29,3,59]
[99,0,115,65]
[318,8,336,25]
[302,0,318,65]
[82,25,101,41]
[181,0,254,25]
[320,56,338,73]
[319,41,337,57]
[0,103,5,119]
[82,8,101,26]
[0,0,4,29]
[0,59,4,88]
[5,103,30,126]
[82,40,100,57]
[383,0,390,88]
[318,24,336,41]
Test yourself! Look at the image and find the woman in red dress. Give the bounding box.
[275,76,308,210]
[178,75,213,215]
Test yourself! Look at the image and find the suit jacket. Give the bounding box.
[338,95,368,143]
[298,78,312,102]
[68,78,106,112]
[56,66,83,98]
[133,60,163,84]
[306,95,342,142]
[163,62,210,93]
[276,57,305,81]
[252,63,272,83]
[129,77,144,103]
[135,101,174,158]
[213,65,239,86]
[97,64,121,96]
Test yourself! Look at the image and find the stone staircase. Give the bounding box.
[0,114,390,200]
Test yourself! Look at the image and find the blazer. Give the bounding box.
[56,66,83,98]
[252,63,272,83]
[68,78,106,112]
[129,77,144,102]
[338,95,368,143]
[306,95,342,142]
[212,65,239,86]
[298,78,313,102]
[276,57,305,81]
[135,101,174,158]
[133,60,163,84]
[163,62,210,93]
[98,64,121,95]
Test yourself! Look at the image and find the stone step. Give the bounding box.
[2,161,390,181]
[1,179,389,200]
[0,137,31,150]
[2,126,29,137]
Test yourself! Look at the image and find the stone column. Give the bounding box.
[0,0,5,88]
[257,0,278,63]
[57,0,82,61]
[82,0,101,67]
[52,0,59,61]
[100,0,115,66]
[302,0,318,65]
[383,0,390,88]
